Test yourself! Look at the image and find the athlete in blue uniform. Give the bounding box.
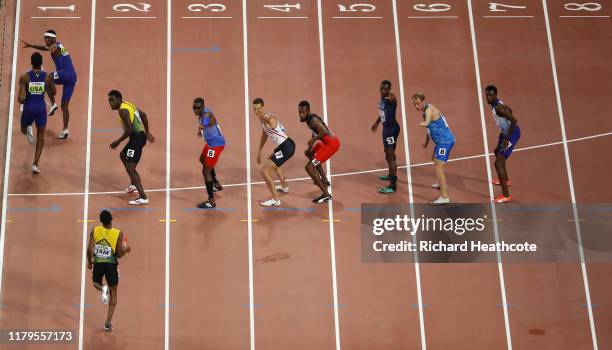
[18,52,56,174]
[413,93,455,205]
[22,29,77,139]
[193,97,225,208]
[485,85,520,203]
[371,80,400,193]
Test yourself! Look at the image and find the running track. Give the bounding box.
[0,0,611,349]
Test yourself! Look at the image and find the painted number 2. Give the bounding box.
[413,3,451,12]
[564,2,602,11]
[188,3,227,12]
[337,4,376,12]
[113,3,152,12]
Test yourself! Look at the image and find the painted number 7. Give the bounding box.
[488,3,527,12]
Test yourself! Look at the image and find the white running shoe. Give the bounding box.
[58,129,69,139]
[128,197,149,205]
[124,184,137,193]
[26,125,34,144]
[431,183,440,189]
[101,285,109,305]
[32,164,41,174]
[48,103,59,116]
[431,196,450,205]
[275,185,289,193]
[260,198,281,207]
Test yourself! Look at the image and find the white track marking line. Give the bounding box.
[391,1,427,348]
[0,0,21,303]
[78,1,97,349]
[180,16,233,19]
[542,1,598,348]
[241,1,256,349]
[316,1,341,349]
[5,130,612,198]
[466,1,513,348]
[29,16,82,19]
[165,1,172,350]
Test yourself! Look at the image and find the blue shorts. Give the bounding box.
[382,124,400,149]
[21,104,47,128]
[433,142,454,162]
[495,126,521,158]
[53,69,77,104]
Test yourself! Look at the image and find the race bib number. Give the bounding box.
[126,149,135,157]
[386,136,395,145]
[312,159,321,166]
[207,149,216,158]
[28,82,45,94]
[53,71,59,80]
[59,44,69,56]
[438,148,447,156]
[94,244,112,258]
[275,151,283,159]
[378,108,386,122]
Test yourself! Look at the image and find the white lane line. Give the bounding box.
[241,1,256,349]
[332,16,382,19]
[407,16,458,19]
[6,130,612,198]
[256,16,308,19]
[0,0,21,303]
[559,15,610,18]
[105,16,157,19]
[29,16,82,19]
[316,1,341,349]
[542,1,598,348]
[483,15,535,18]
[467,0,513,349]
[78,1,97,349]
[181,16,233,19]
[392,1,427,348]
[165,1,172,350]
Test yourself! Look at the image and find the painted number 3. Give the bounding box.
[564,2,602,11]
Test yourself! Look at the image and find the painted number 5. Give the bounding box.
[337,3,376,12]
[564,2,602,11]
[413,3,451,12]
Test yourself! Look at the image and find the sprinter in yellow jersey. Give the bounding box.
[108,90,155,205]
[87,210,131,332]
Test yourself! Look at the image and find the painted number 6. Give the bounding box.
[413,3,451,12]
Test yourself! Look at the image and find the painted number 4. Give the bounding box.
[264,3,301,12]
[564,2,602,11]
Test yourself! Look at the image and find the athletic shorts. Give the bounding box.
[382,124,400,149]
[433,142,454,162]
[311,135,340,166]
[21,104,47,128]
[53,69,77,104]
[93,262,119,286]
[201,144,224,167]
[495,126,521,158]
[121,131,147,164]
[271,138,295,167]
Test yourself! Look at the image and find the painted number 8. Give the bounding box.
[564,2,602,11]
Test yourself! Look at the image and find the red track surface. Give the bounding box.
[0,1,611,349]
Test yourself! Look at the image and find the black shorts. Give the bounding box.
[93,262,119,286]
[271,138,296,167]
[382,124,400,149]
[121,131,147,163]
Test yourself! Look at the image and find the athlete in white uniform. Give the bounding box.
[253,98,296,207]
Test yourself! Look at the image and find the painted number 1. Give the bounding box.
[37,5,76,11]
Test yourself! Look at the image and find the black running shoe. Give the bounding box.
[104,323,113,332]
[197,201,216,209]
[313,194,332,203]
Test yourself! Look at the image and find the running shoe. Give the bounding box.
[378,186,396,194]
[32,164,41,174]
[124,184,137,193]
[197,201,216,209]
[213,181,223,192]
[493,195,512,203]
[379,174,390,181]
[101,285,109,305]
[492,179,511,186]
[260,198,281,207]
[275,185,289,193]
[431,196,450,205]
[26,125,35,144]
[48,103,59,116]
[431,183,440,189]
[313,194,332,203]
[58,129,69,139]
[104,323,113,332]
[128,197,149,205]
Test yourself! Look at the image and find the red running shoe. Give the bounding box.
[493,195,512,203]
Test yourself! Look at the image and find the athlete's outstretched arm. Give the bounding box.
[138,109,155,143]
[17,74,27,104]
[21,40,49,51]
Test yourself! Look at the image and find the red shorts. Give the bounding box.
[311,135,340,165]
[201,144,224,167]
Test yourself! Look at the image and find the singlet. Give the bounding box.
[378,97,398,128]
[306,114,330,137]
[199,107,226,147]
[25,70,46,108]
[492,99,511,135]
[424,104,455,145]
[93,226,120,264]
[119,101,145,133]
[51,42,75,72]
[261,112,289,146]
